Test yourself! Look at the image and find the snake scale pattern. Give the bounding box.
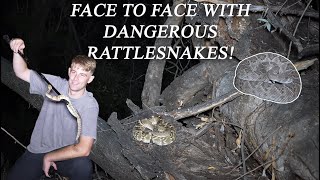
[233,52,302,104]
[132,115,176,146]
[45,85,81,141]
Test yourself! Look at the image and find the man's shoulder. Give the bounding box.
[29,70,68,94]
[83,91,99,108]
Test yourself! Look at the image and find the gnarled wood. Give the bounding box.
[141,0,186,109]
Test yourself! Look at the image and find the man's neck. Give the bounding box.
[68,89,85,99]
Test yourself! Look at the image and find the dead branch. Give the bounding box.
[167,91,241,120]
[287,0,314,58]
[227,126,283,175]
[141,0,186,109]
[234,132,294,180]
[1,127,27,149]
[126,98,141,115]
[250,5,318,19]
[266,11,303,53]
[298,45,320,59]
[294,58,318,71]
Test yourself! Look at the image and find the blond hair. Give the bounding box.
[71,55,96,74]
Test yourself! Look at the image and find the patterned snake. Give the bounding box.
[45,84,81,141]
[132,116,176,146]
[233,52,302,104]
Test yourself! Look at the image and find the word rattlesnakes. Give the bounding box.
[132,115,176,146]
[45,84,81,141]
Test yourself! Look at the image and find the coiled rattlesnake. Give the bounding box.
[132,115,176,146]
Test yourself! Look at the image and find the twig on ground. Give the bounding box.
[276,0,288,15]
[287,0,313,58]
[241,129,247,180]
[235,132,294,180]
[227,126,282,174]
[1,127,26,149]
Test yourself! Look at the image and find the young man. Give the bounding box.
[7,38,99,180]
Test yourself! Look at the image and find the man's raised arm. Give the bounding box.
[10,38,31,82]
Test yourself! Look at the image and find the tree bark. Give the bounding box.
[215,61,319,180]
[160,59,238,111]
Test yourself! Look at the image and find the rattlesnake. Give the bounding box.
[132,115,176,146]
[233,52,302,104]
[45,84,81,141]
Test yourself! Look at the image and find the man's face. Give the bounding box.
[68,64,94,92]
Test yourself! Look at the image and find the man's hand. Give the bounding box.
[9,38,25,53]
[41,136,94,177]
[10,38,30,82]
[43,155,57,177]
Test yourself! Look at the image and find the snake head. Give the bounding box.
[149,115,160,125]
[139,119,154,131]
